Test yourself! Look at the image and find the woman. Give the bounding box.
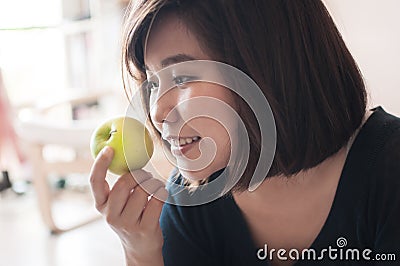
[89,0,400,265]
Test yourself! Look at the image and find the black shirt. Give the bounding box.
[160,107,400,265]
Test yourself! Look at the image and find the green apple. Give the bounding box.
[90,116,154,175]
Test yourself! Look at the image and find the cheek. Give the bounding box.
[191,118,232,156]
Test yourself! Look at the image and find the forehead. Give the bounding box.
[144,12,210,73]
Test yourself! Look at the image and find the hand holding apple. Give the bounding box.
[90,116,154,175]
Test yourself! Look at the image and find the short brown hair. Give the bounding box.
[122,0,367,192]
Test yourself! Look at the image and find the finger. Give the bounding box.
[151,185,169,203]
[140,187,169,230]
[89,146,114,210]
[130,169,155,185]
[121,178,165,223]
[137,177,165,197]
[106,172,151,219]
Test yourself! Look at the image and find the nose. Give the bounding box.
[150,87,179,128]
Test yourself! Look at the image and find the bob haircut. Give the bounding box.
[122,0,367,192]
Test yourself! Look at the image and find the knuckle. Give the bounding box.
[113,176,135,191]
[89,173,97,185]
[105,214,117,225]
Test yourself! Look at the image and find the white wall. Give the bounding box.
[325,0,400,116]
[324,0,400,116]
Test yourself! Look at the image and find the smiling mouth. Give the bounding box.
[170,136,201,147]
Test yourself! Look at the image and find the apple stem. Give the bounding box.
[109,129,117,140]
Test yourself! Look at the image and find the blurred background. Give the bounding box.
[0,0,399,265]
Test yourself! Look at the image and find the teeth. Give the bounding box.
[171,136,200,146]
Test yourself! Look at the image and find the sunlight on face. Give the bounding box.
[144,13,239,182]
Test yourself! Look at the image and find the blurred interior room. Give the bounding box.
[0,0,399,265]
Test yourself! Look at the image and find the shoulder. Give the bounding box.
[345,107,400,180]
[351,107,400,171]
[357,107,400,208]
[343,107,400,205]
[362,109,400,251]
[374,123,400,184]
[332,108,400,249]
[367,107,400,178]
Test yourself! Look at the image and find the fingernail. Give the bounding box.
[101,146,113,159]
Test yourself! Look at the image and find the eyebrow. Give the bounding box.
[145,53,197,70]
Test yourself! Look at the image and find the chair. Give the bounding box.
[15,91,113,234]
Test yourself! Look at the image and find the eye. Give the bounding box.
[145,80,159,92]
[173,75,197,86]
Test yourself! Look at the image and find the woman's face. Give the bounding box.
[144,13,238,182]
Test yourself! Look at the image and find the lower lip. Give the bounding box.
[171,140,200,156]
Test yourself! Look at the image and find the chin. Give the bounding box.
[179,169,209,182]
[179,164,226,184]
